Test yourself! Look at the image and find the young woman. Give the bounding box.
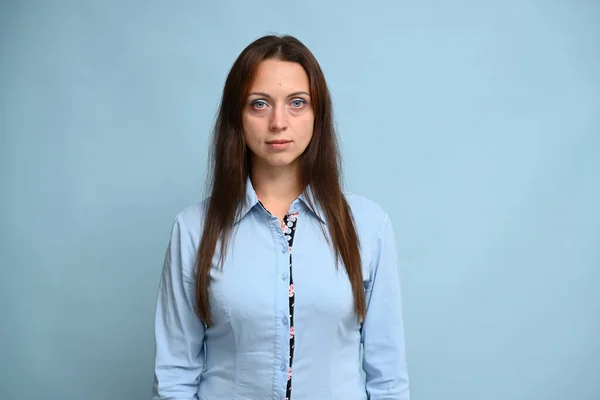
[153,35,410,400]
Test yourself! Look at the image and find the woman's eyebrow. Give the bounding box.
[248,91,310,99]
[288,91,310,97]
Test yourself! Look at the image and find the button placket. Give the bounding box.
[256,197,297,396]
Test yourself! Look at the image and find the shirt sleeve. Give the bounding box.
[361,212,410,400]
[153,215,205,400]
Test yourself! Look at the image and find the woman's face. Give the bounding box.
[242,59,314,170]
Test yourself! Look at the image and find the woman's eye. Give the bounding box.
[290,99,306,108]
[252,100,268,109]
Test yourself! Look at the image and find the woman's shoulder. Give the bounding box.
[170,198,210,234]
[344,191,391,236]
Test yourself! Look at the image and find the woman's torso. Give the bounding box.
[180,187,384,400]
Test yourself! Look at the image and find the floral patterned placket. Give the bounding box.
[282,211,298,400]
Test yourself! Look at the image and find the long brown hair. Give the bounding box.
[196,34,365,325]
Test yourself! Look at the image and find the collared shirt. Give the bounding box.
[152,180,410,400]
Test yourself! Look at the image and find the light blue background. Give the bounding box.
[1,1,598,399]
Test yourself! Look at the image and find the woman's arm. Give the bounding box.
[361,213,410,400]
[153,215,205,400]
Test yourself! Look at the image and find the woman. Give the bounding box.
[153,34,410,400]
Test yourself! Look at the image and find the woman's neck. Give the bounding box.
[250,161,303,221]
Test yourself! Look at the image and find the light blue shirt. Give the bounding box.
[153,180,410,400]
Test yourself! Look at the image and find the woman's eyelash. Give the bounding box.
[290,98,306,107]
[250,98,307,108]
[251,100,268,108]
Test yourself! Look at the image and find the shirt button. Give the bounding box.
[282,317,288,326]
[280,363,286,371]
[281,245,287,254]
[281,273,288,280]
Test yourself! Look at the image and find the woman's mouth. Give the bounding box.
[266,140,292,150]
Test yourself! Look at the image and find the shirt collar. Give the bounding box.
[297,185,327,225]
[234,177,327,225]
[233,177,260,225]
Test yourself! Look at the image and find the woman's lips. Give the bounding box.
[266,140,292,150]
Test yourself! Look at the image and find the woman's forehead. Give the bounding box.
[248,59,310,94]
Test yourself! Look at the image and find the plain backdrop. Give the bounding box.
[1,1,599,399]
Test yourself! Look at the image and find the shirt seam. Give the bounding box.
[226,303,238,400]
[366,211,389,292]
